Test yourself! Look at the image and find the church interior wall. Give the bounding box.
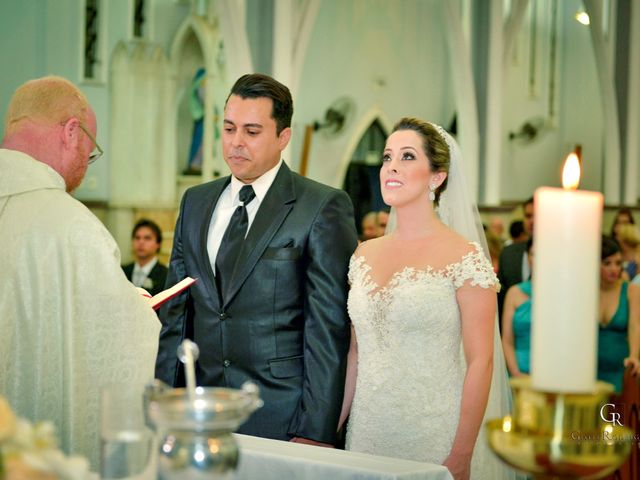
[501,0,602,199]
[0,0,635,261]
[292,0,455,188]
[556,0,603,193]
[501,0,561,200]
[148,0,192,54]
[0,2,45,127]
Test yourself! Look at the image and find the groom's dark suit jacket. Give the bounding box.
[155,162,358,444]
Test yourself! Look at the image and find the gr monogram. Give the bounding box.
[599,403,623,426]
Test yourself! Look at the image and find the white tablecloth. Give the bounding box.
[235,434,454,480]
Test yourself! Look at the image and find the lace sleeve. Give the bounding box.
[348,254,365,286]
[348,255,355,285]
[449,242,500,292]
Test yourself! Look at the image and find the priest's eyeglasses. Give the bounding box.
[78,123,104,164]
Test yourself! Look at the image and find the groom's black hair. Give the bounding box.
[226,73,293,135]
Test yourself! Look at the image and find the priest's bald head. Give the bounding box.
[2,76,101,192]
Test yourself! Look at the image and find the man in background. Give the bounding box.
[488,216,505,242]
[361,211,379,240]
[506,220,528,246]
[0,76,159,469]
[377,210,389,236]
[361,210,389,241]
[498,197,534,320]
[123,218,168,296]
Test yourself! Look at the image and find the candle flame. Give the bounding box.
[562,153,581,190]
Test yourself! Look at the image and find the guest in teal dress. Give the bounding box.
[598,235,640,393]
[502,238,533,376]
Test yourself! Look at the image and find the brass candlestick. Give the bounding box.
[486,376,633,479]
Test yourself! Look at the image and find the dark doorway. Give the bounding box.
[342,119,389,236]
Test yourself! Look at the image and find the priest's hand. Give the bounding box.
[289,437,334,448]
[136,287,152,298]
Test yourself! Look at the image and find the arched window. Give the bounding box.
[133,0,146,38]
[83,0,101,80]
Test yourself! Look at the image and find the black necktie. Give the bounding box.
[215,185,256,301]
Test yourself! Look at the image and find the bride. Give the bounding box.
[339,117,513,479]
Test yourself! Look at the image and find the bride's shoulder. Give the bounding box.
[439,228,480,260]
[349,237,390,282]
[353,236,390,261]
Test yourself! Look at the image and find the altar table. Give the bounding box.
[234,434,454,480]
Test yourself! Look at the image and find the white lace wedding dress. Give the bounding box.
[345,242,501,478]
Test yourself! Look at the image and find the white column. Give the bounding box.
[290,0,321,99]
[216,0,253,80]
[271,0,293,165]
[625,1,640,204]
[272,0,293,88]
[483,0,504,206]
[201,72,216,182]
[503,0,529,68]
[443,1,480,203]
[106,207,136,264]
[584,0,621,204]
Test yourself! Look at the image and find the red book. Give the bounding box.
[140,277,197,310]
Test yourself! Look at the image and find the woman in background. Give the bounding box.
[598,235,640,393]
[610,208,635,244]
[501,237,533,377]
[486,230,504,273]
[616,224,640,281]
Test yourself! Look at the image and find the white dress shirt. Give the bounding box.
[207,160,283,274]
[132,257,158,287]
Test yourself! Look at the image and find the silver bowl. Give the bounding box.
[145,381,262,480]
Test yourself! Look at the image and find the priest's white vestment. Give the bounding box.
[0,149,160,470]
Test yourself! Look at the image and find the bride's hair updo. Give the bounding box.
[391,117,450,206]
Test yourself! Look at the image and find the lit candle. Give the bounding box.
[530,153,604,392]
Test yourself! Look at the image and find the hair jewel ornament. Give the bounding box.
[428,122,454,155]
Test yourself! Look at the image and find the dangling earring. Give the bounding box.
[428,184,436,202]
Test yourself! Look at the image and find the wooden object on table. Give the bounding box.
[299,125,314,177]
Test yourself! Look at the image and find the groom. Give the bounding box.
[155,73,358,446]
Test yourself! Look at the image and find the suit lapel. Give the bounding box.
[123,263,133,280]
[148,263,166,286]
[223,163,296,309]
[149,263,161,281]
[197,178,231,310]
